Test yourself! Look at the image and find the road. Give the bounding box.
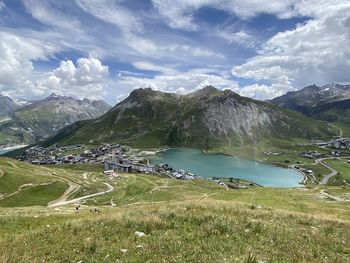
[316,158,338,184]
[48,182,114,207]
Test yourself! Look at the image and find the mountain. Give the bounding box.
[41,86,335,149]
[13,98,33,107]
[0,94,20,115]
[0,93,111,147]
[269,83,350,123]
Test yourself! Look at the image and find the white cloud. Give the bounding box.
[230,83,290,100]
[22,0,81,29]
[2,0,349,104]
[132,61,178,75]
[216,29,257,48]
[0,31,59,97]
[151,0,298,31]
[0,1,5,11]
[115,73,238,96]
[35,56,109,99]
[0,32,109,100]
[232,0,350,99]
[151,0,200,31]
[74,0,224,65]
[76,0,142,34]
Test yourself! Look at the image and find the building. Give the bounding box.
[301,151,322,158]
[104,151,156,174]
[329,138,350,149]
[104,160,132,173]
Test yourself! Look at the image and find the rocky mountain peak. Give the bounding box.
[0,94,20,115]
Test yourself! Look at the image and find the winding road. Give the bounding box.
[315,156,350,184]
[316,158,338,184]
[48,182,114,207]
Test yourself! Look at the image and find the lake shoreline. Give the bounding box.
[201,148,306,186]
[0,144,28,155]
[150,147,304,188]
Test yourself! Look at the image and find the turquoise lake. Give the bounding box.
[150,148,303,187]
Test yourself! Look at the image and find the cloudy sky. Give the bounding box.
[0,0,349,104]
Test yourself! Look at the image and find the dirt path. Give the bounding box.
[0,169,4,178]
[47,183,80,206]
[48,183,114,207]
[320,189,350,202]
[5,160,18,168]
[329,123,343,137]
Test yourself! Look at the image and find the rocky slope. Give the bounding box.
[0,94,20,115]
[0,94,110,146]
[42,87,335,149]
[270,83,350,123]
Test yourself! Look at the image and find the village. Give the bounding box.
[19,144,217,182]
[17,136,350,188]
[17,144,257,189]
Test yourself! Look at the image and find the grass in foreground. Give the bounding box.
[0,201,349,263]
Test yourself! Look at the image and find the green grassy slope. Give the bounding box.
[0,158,349,262]
[0,158,107,207]
[325,159,350,185]
[0,181,67,207]
[0,199,349,262]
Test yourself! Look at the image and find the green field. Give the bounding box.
[325,159,350,185]
[0,158,350,262]
[0,158,108,207]
[1,200,350,263]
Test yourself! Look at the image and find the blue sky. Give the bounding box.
[0,0,349,105]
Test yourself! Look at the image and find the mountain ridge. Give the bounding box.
[40,86,335,149]
[269,83,350,123]
[0,94,21,115]
[0,94,111,147]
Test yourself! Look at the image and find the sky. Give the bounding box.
[0,0,349,105]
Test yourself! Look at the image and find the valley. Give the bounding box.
[0,158,349,262]
[1,86,350,261]
[1,84,350,263]
[1,1,350,261]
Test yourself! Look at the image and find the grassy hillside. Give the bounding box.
[0,158,108,207]
[0,158,349,262]
[302,99,350,124]
[325,159,350,185]
[1,198,349,262]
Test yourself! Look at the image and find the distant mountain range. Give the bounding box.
[270,83,350,123]
[42,86,335,149]
[0,93,110,147]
